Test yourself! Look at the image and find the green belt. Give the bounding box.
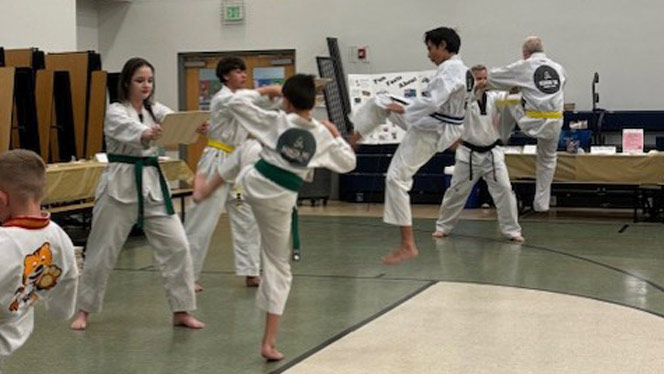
[254,159,304,259]
[107,154,175,229]
[254,159,304,192]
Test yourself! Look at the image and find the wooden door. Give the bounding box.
[0,67,15,154]
[181,50,295,172]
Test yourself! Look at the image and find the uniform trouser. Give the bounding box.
[435,151,521,238]
[501,109,562,212]
[384,126,461,226]
[77,194,196,313]
[532,135,559,212]
[226,189,261,277]
[245,197,292,316]
[184,149,260,281]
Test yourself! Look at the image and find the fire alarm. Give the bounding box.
[357,47,367,60]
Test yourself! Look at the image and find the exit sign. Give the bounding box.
[222,2,245,24]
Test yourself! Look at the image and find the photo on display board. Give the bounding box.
[198,68,222,110]
[253,67,285,87]
[348,70,435,144]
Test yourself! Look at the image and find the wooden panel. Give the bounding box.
[35,70,55,161]
[86,71,107,158]
[185,136,207,173]
[0,67,15,153]
[185,68,205,172]
[185,68,200,110]
[45,53,90,159]
[4,49,33,68]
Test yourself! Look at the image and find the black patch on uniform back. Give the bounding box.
[466,70,475,92]
[533,65,561,94]
[277,128,317,167]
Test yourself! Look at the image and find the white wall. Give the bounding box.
[0,0,77,52]
[92,0,663,111]
[76,0,99,51]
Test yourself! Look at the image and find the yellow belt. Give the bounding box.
[525,111,563,119]
[207,139,235,153]
[495,99,521,107]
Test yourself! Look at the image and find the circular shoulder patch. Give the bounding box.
[466,70,475,92]
[533,65,561,94]
[277,128,317,167]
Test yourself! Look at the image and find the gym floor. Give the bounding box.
[7,202,664,373]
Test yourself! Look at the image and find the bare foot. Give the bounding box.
[261,345,284,362]
[510,235,525,243]
[245,276,261,287]
[194,283,204,293]
[381,244,419,266]
[70,310,88,331]
[173,312,205,329]
[431,231,447,238]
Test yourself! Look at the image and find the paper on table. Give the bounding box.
[156,111,210,146]
[622,128,644,154]
[523,145,538,154]
[590,146,617,155]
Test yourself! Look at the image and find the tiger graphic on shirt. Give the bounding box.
[8,243,62,312]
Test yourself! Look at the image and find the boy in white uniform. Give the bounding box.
[184,57,262,290]
[486,36,566,212]
[70,58,203,330]
[194,75,356,361]
[349,27,470,265]
[0,150,78,367]
[433,65,523,241]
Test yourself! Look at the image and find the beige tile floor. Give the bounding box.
[285,282,664,374]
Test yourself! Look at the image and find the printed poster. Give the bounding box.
[348,70,435,144]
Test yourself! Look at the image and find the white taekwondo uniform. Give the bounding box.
[184,86,264,281]
[228,90,356,315]
[436,90,521,238]
[488,52,566,211]
[0,214,78,360]
[351,56,470,226]
[77,102,197,315]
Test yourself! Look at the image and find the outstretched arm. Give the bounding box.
[488,60,525,91]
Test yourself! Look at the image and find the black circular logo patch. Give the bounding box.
[277,128,316,167]
[466,70,475,92]
[533,65,561,94]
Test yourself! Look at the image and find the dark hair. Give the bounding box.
[424,27,461,54]
[282,74,316,110]
[216,56,246,83]
[117,57,157,122]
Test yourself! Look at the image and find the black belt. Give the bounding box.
[429,112,465,125]
[461,140,502,182]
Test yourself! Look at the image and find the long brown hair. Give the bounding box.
[117,57,157,121]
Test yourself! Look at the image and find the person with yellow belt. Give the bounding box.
[194,75,356,361]
[70,57,204,330]
[486,36,567,212]
[184,57,275,291]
